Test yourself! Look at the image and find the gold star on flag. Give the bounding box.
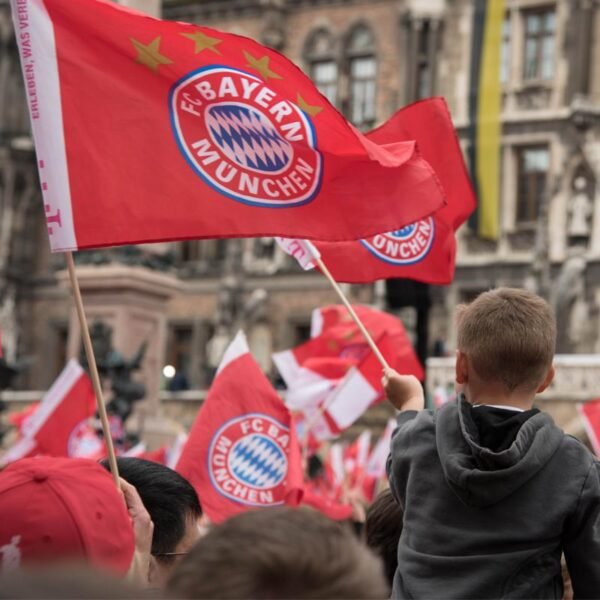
[297,94,323,117]
[243,51,282,80]
[131,37,173,73]
[181,31,222,54]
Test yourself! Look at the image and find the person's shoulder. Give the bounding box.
[395,408,436,430]
[555,433,598,472]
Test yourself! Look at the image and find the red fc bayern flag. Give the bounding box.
[176,331,303,523]
[1,360,99,466]
[11,0,445,252]
[312,98,476,284]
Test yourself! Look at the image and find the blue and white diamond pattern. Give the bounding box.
[206,104,293,173]
[228,433,287,489]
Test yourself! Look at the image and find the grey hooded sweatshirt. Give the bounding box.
[387,396,600,599]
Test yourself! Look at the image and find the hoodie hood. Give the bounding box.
[436,396,564,507]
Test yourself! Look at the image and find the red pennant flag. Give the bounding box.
[11,0,444,252]
[578,400,600,456]
[1,360,99,466]
[176,332,303,523]
[312,98,476,284]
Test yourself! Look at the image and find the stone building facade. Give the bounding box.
[0,0,599,437]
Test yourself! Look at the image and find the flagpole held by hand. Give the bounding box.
[303,241,390,371]
[65,251,120,486]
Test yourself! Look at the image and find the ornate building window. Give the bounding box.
[304,29,338,105]
[516,145,549,224]
[415,20,432,100]
[523,8,555,81]
[403,16,441,104]
[345,24,377,130]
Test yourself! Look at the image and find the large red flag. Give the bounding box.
[11,0,444,252]
[176,332,303,523]
[309,98,476,284]
[1,360,99,466]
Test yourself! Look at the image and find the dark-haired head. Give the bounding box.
[365,488,403,587]
[100,457,201,586]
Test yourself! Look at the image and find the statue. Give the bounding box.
[568,176,593,240]
[81,321,147,424]
[553,248,592,352]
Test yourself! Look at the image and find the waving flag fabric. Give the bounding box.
[11,0,445,252]
[176,331,303,523]
[275,304,422,393]
[275,305,420,439]
[312,98,476,284]
[1,360,99,466]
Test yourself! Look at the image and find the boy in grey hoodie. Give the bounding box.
[385,288,600,599]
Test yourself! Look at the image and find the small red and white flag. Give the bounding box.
[274,305,422,428]
[578,399,600,456]
[1,360,99,466]
[176,331,303,523]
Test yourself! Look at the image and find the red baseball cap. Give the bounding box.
[0,456,135,574]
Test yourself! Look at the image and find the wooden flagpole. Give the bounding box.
[65,252,120,486]
[306,244,390,371]
[297,241,391,440]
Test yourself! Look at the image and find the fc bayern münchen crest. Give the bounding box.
[170,66,322,208]
[360,217,435,265]
[208,413,290,507]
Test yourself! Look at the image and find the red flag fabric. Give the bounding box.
[0,360,99,466]
[313,98,476,284]
[274,304,423,409]
[303,333,397,440]
[11,0,445,252]
[176,331,303,523]
[578,400,600,456]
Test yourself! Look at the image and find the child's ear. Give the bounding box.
[455,350,468,384]
[536,364,555,393]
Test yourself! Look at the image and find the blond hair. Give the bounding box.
[456,288,556,392]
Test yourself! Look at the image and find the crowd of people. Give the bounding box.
[0,288,599,599]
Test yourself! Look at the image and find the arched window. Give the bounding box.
[304,29,338,105]
[345,24,377,130]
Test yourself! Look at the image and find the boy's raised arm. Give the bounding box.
[383,369,425,413]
